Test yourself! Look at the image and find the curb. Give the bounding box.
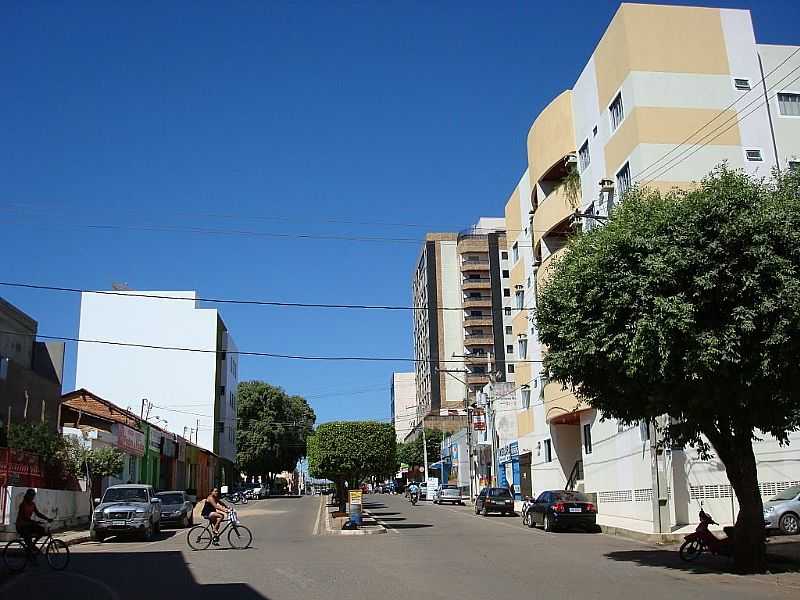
[60,534,92,546]
[321,500,386,536]
[599,524,684,545]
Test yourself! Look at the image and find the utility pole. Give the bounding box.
[438,366,472,501]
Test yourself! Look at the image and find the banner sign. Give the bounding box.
[498,441,519,465]
[472,412,486,431]
[115,425,145,457]
[148,428,162,452]
[349,490,363,506]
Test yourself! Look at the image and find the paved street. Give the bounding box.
[3,495,799,600]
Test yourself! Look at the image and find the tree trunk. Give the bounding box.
[336,477,347,513]
[707,429,766,574]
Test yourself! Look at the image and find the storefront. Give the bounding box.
[176,440,187,492]
[141,425,161,488]
[498,441,521,500]
[160,436,177,490]
[114,423,145,484]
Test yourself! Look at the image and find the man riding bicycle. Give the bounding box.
[200,487,230,545]
[16,489,53,554]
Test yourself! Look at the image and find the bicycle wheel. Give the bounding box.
[227,524,252,549]
[2,540,28,572]
[187,525,213,550]
[45,538,70,570]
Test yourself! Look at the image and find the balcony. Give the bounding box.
[461,259,490,272]
[464,315,493,327]
[532,186,573,253]
[465,353,491,366]
[464,334,494,346]
[462,278,491,290]
[543,381,589,424]
[462,296,492,309]
[466,372,490,386]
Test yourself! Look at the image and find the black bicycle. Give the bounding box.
[2,524,70,572]
[186,508,252,550]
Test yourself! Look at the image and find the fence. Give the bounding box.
[0,447,45,525]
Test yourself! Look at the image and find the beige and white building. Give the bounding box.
[502,3,800,533]
[390,372,417,443]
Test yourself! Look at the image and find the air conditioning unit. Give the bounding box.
[599,178,615,194]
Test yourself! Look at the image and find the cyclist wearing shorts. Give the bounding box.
[16,489,53,553]
[201,488,230,545]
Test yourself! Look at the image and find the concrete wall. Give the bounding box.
[1,487,91,539]
[392,372,417,442]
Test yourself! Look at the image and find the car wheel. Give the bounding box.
[154,519,161,533]
[182,514,191,529]
[90,528,105,542]
[459,501,464,506]
[143,522,154,541]
[474,505,480,515]
[779,512,800,536]
[544,514,555,532]
[482,507,489,517]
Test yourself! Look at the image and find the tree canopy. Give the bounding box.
[397,428,443,471]
[536,166,800,573]
[236,381,316,479]
[307,421,396,487]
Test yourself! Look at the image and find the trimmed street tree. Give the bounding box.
[307,421,396,512]
[397,428,443,474]
[236,381,316,487]
[536,166,800,574]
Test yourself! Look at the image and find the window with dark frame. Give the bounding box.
[609,92,624,131]
[544,439,552,463]
[583,423,593,454]
[579,140,590,171]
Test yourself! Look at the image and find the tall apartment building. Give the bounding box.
[503,3,800,533]
[390,372,416,443]
[75,291,239,470]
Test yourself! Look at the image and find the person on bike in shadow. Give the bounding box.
[16,489,53,556]
[201,487,230,545]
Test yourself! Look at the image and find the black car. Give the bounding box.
[474,487,515,516]
[527,490,597,532]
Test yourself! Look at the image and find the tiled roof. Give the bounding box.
[61,389,142,429]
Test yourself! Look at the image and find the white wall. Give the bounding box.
[2,487,91,538]
[392,372,417,442]
[759,44,800,169]
[75,291,235,461]
[439,241,466,406]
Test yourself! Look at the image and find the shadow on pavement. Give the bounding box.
[383,523,434,530]
[368,512,401,516]
[2,550,271,599]
[97,531,179,544]
[604,549,800,575]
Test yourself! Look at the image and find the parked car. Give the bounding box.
[433,484,463,505]
[764,484,800,535]
[474,487,514,516]
[91,484,162,542]
[527,490,597,532]
[155,490,194,528]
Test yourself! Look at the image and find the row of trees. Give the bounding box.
[537,166,800,573]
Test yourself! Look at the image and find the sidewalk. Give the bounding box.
[319,497,386,536]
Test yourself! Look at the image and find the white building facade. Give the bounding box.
[75,290,239,463]
[391,372,417,443]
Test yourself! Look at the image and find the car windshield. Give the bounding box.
[103,488,148,503]
[156,493,184,504]
[553,491,591,502]
[770,485,800,501]
[442,485,458,490]
[489,488,512,497]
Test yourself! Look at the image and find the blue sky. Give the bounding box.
[2,1,798,426]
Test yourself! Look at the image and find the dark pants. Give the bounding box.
[17,522,45,551]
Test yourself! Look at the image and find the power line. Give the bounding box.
[0,281,477,312]
[638,61,800,185]
[632,47,800,183]
[0,329,544,364]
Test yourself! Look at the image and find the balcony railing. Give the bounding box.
[461,259,490,271]
[464,314,492,321]
[466,372,490,384]
[463,278,492,289]
[463,297,492,308]
[464,334,494,345]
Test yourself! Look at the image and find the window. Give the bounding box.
[745,149,763,162]
[504,307,512,316]
[511,242,519,263]
[506,345,513,354]
[521,388,531,409]
[733,78,751,91]
[501,251,509,260]
[778,92,800,116]
[578,140,590,171]
[469,292,481,298]
[544,439,552,463]
[583,423,593,454]
[518,338,528,358]
[515,290,524,309]
[503,288,511,297]
[508,364,515,373]
[502,269,509,278]
[505,326,512,335]
[609,92,624,131]
[616,162,631,197]
[470,310,483,316]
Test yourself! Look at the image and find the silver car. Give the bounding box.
[91,484,162,542]
[763,485,800,535]
[155,491,194,528]
[433,484,464,505]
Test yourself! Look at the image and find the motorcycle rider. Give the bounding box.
[408,481,420,503]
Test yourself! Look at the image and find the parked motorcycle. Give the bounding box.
[679,508,735,561]
[521,496,535,528]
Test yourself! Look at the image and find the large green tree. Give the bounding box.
[236,381,316,485]
[307,421,395,511]
[537,166,800,574]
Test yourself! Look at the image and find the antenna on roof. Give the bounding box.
[112,282,131,291]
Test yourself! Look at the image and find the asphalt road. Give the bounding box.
[2,494,799,600]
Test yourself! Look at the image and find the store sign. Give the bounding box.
[149,429,162,452]
[349,490,363,506]
[498,441,519,465]
[116,425,145,457]
[472,412,486,431]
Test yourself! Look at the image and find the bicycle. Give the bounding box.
[186,508,252,550]
[2,524,70,572]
